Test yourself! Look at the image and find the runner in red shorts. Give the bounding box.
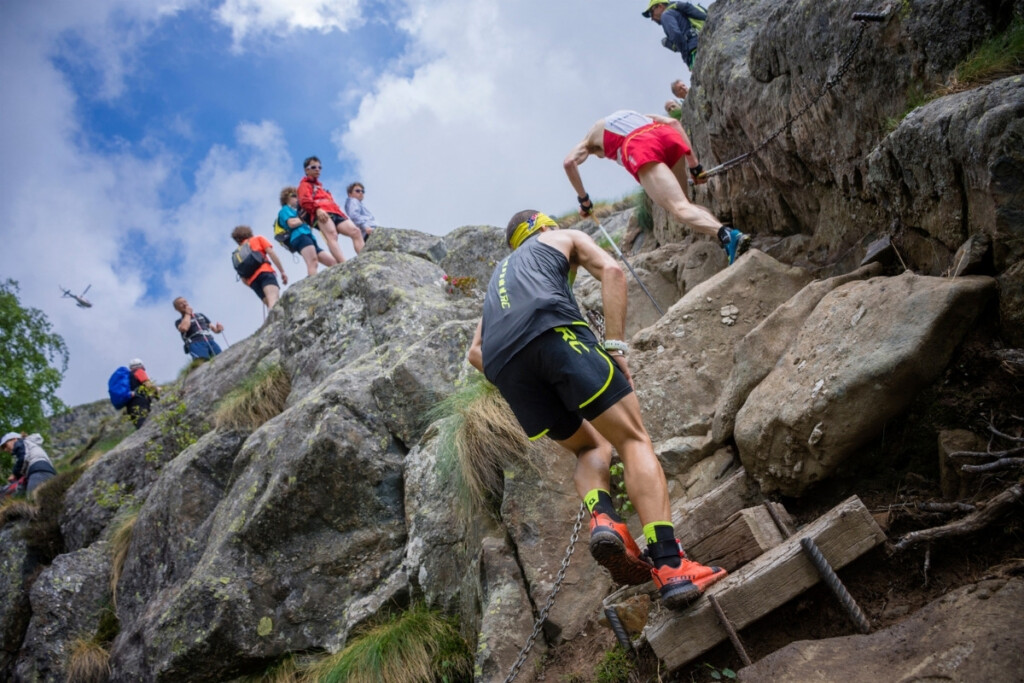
[564,110,750,265]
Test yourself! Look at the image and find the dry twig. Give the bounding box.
[894,483,1024,552]
[962,457,1024,473]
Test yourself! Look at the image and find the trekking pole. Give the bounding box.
[591,215,665,316]
[220,331,230,347]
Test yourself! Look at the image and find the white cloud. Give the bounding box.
[336,0,703,234]
[215,0,363,47]
[0,0,716,408]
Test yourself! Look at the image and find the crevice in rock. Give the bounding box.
[503,523,545,645]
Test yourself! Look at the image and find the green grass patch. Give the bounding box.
[954,17,1024,85]
[214,363,291,431]
[429,374,540,520]
[304,604,472,683]
[633,189,654,233]
[595,645,634,683]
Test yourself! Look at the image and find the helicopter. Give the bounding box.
[60,285,93,308]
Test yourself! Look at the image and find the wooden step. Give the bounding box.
[646,495,886,672]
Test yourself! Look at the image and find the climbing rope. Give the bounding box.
[699,12,887,181]
[504,503,586,683]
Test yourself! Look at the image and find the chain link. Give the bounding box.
[703,18,871,179]
[504,503,586,683]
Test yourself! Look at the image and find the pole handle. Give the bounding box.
[851,12,886,21]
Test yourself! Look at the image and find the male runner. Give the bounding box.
[467,210,727,608]
[564,109,750,265]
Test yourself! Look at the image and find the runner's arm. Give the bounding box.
[266,246,288,285]
[467,320,484,373]
[211,322,224,333]
[563,140,591,202]
[177,312,192,334]
[570,231,627,344]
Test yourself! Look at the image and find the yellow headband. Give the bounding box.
[509,212,558,250]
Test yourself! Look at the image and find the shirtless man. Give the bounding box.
[564,110,750,264]
[467,210,728,608]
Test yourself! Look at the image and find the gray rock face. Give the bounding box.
[15,542,112,683]
[738,578,1024,682]
[0,522,37,677]
[712,263,883,444]
[685,0,1022,285]
[47,398,121,461]
[736,272,996,495]
[630,250,812,442]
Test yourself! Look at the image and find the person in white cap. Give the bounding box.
[2,432,56,496]
[125,358,159,429]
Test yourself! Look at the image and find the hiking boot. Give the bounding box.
[721,228,751,266]
[649,543,727,610]
[588,512,653,586]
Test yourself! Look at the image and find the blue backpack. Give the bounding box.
[108,367,133,409]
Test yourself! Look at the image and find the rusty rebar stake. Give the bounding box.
[800,537,872,633]
[763,501,792,538]
[707,594,752,667]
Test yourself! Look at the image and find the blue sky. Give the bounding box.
[0,0,714,407]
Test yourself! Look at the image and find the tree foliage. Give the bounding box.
[0,279,69,437]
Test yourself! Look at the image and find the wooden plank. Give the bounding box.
[653,468,761,551]
[688,504,792,572]
[646,495,886,672]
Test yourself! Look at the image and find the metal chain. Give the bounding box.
[504,503,586,683]
[702,18,872,179]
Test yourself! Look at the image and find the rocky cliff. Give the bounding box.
[2,1,1022,681]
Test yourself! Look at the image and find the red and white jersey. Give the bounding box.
[602,110,654,165]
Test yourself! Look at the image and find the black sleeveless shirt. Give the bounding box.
[481,237,584,380]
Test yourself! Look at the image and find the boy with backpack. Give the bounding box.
[125,358,159,429]
[276,186,337,277]
[230,225,289,310]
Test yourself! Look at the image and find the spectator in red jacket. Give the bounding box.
[297,156,365,263]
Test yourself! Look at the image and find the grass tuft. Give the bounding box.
[109,508,139,607]
[429,374,541,519]
[0,498,38,527]
[66,637,111,683]
[214,363,291,431]
[304,604,472,683]
[595,645,634,683]
[633,189,654,233]
[954,17,1024,87]
[237,654,303,683]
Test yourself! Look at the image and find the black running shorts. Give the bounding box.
[249,271,280,301]
[492,324,633,441]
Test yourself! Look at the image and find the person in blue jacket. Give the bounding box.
[643,1,707,69]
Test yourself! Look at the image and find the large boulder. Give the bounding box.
[736,272,996,495]
[630,250,811,444]
[14,541,112,682]
[739,578,1024,682]
[712,262,883,443]
[114,429,247,630]
[108,367,407,681]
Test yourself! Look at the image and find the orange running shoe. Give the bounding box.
[588,512,653,585]
[650,543,728,610]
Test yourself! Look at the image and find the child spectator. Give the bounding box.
[344,182,376,240]
[279,187,336,277]
[230,225,289,310]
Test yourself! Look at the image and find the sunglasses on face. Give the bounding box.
[306,165,321,170]
[353,188,364,193]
